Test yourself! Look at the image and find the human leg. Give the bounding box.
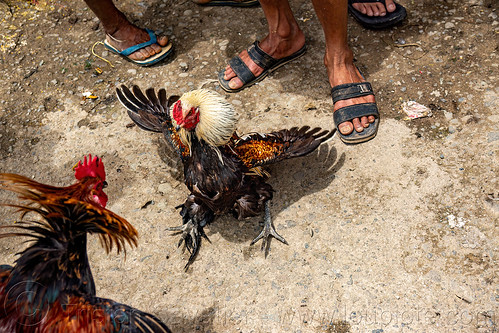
[311,0,377,139]
[219,0,305,91]
[84,0,170,63]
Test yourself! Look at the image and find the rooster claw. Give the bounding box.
[250,202,288,256]
[168,220,209,269]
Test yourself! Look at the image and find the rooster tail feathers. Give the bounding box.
[91,297,172,333]
[116,85,174,133]
[0,173,138,254]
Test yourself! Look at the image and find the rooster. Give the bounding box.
[117,86,334,268]
[0,155,171,332]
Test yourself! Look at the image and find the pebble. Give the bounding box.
[231,99,242,106]
[440,154,445,159]
[179,73,189,78]
[101,51,108,57]
[127,69,137,75]
[448,126,456,134]
[179,62,188,71]
[444,22,455,29]
[444,111,453,120]
[183,9,193,16]
[487,132,499,143]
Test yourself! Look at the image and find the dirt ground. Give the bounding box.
[0,0,497,332]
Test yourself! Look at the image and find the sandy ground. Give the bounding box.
[0,0,497,332]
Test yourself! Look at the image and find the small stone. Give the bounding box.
[179,73,189,78]
[487,132,499,143]
[448,126,456,134]
[101,50,108,57]
[179,62,188,71]
[127,69,137,75]
[444,22,455,29]
[444,111,453,120]
[231,99,242,106]
[440,154,445,159]
[183,9,193,16]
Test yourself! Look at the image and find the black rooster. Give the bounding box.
[117,86,334,268]
[0,155,171,332]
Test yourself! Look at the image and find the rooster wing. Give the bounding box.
[232,126,335,169]
[116,85,190,160]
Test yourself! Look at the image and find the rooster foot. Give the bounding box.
[168,220,208,269]
[250,202,288,257]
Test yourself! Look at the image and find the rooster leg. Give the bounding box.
[168,220,207,269]
[250,201,288,256]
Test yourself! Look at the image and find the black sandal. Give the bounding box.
[218,41,307,93]
[332,82,380,144]
[348,0,407,29]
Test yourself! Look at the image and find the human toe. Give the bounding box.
[385,0,396,12]
[224,66,236,81]
[338,121,354,135]
[352,3,367,14]
[352,118,364,132]
[157,35,169,47]
[376,3,386,15]
[228,77,243,90]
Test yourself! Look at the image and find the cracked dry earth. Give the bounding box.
[0,0,497,332]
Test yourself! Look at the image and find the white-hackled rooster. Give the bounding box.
[116,86,334,268]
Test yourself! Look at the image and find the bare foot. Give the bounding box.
[222,33,305,90]
[351,0,396,17]
[106,24,169,61]
[326,54,376,136]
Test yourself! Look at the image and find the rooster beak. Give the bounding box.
[175,125,181,131]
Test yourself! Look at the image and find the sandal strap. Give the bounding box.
[331,82,374,103]
[247,41,278,69]
[228,56,256,84]
[119,29,157,56]
[333,103,379,125]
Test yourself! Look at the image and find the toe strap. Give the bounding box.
[228,55,256,85]
[331,82,374,103]
[119,29,157,56]
[246,41,277,69]
[333,103,379,125]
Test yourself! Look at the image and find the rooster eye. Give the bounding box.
[102,181,108,189]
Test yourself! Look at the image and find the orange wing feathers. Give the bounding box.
[233,126,335,169]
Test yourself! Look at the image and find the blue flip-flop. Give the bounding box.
[104,29,173,67]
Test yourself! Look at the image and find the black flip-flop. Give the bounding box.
[218,41,307,93]
[348,0,407,29]
[332,82,380,144]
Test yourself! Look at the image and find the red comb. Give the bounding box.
[74,154,106,181]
